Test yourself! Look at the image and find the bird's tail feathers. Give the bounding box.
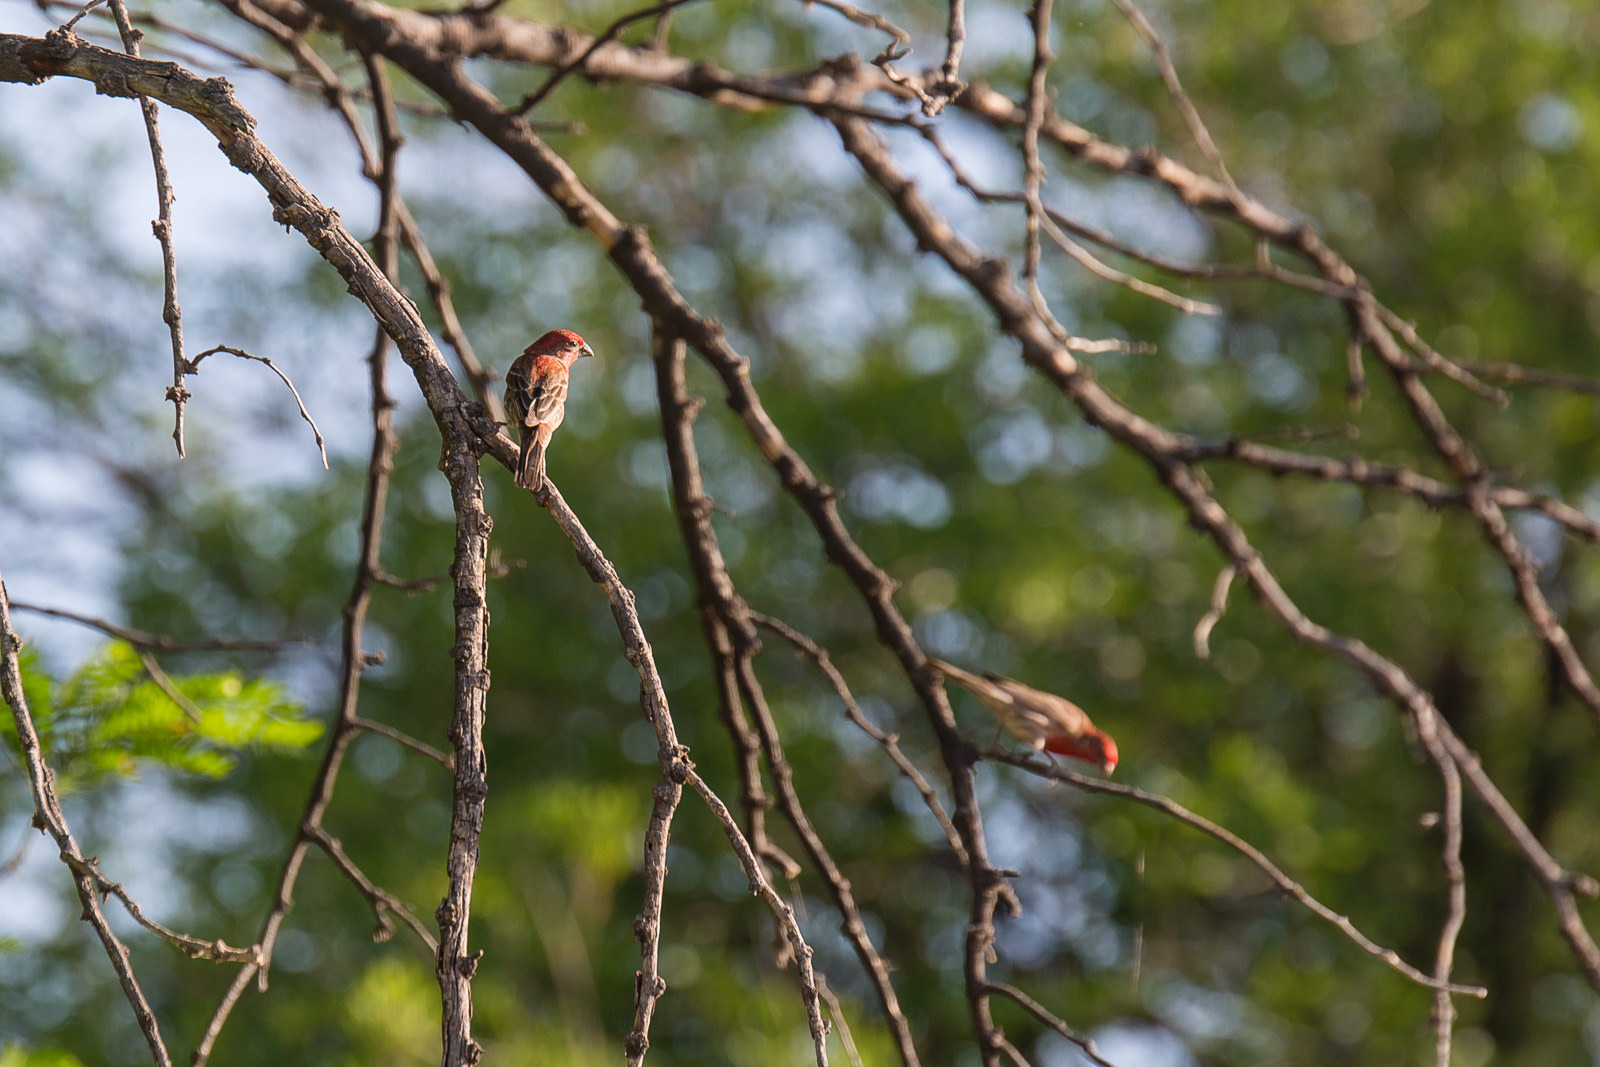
[515,423,553,491]
[930,658,985,690]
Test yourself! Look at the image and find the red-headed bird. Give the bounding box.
[932,659,1118,775]
[504,329,594,491]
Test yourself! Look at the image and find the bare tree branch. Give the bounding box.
[495,456,834,1065]
[654,326,921,1067]
[187,344,329,468]
[9,600,310,652]
[626,760,683,1065]
[830,113,1600,992]
[650,331,795,886]
[750,610,967,871]
[1,568,175,1066]
[513,0,703,115]
[984,982,1119,1067]
[981,747,1487,998]
[105,0,190,457]
[1106,0,1238,197]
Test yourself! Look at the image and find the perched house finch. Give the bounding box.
[932,659,1118,775]
[503,329,594,491]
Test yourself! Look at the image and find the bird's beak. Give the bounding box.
[579,343,595,359]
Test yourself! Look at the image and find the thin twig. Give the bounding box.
[397,204,505,421]
[306,825,439,953]
[918,123,1219,320]
[981,747,1488,998]
[937,0,965,102]
[1418,716,1467,1067]
[804,0,908,48]
[374,550,521,594]
[57,0,107,32]
[1372,306,1507,406]
[750,610,967,868]
[1171,438,1600,545]
[1346,336,1368,408]
[63,854,261,963]
[1458,360,1600,395]
[352,715,453,768]
[1192,562,1237,660]
[1040,213,1221,316]
[684,767,832,1065]
[9,600,310,652]
[188,345,329,468]
[1106,0,1239,197]
[818,974,865,1067]
[798,0,932,115]
[103,0,189,457]
[514,0,704,115]
[985,982,1119,1067]
[136,648,202,723]
[0,831,32,880]
[1,568,174,1066]
[1021,0,1062,349]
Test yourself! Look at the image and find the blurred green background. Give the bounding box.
[2,0,1600,1063]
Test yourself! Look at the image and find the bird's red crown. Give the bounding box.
[525,329,591,357]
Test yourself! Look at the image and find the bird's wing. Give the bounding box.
[503,358,532,424]
[937,661,1050,748]
[992,677,1094,737]
[930,659,1005,700]
[523,360,570,427]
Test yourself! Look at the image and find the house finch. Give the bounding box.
[932,659,1118,775]
[503,329,594,491]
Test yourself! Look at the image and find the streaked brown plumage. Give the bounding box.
[503,329,593,490]
[932,658,1118,774]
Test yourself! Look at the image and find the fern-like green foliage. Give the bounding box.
[4,641,321,786]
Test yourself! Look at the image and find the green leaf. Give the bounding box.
[0,640,322,787]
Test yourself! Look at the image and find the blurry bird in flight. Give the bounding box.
[504,328,594,491]
[932,659,1118,775]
